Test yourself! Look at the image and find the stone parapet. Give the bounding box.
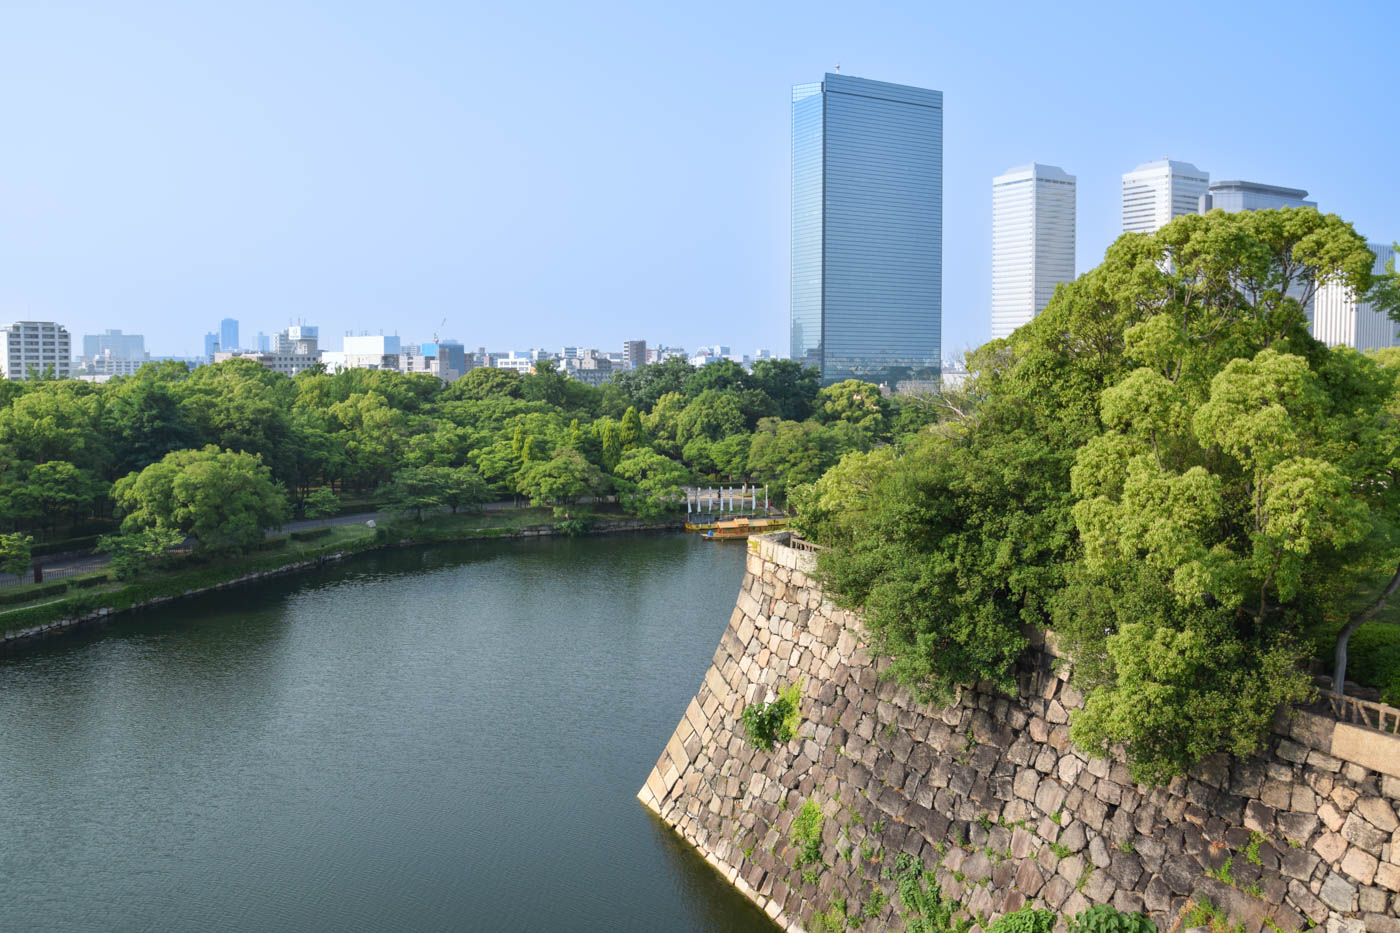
[640,533,1400,933]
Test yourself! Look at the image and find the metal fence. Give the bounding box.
[0,561,107,591]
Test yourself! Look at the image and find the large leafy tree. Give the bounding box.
[798,206,1389,781]
[748,359,821,421]
[516,449,606,506]
[613,447,690,519]
[112,446,290,553]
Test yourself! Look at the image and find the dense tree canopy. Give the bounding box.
[795,207,1399,782]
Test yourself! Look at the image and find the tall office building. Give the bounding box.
[1200,180,1315,213]
[203,332,220,363]
[623,340,647,370]
[1312,242,1398,351]
[219,317,239,354]
[791,73,943,386]
[1122,160,1210,234]
[990,163,1076,340]
[1,321,71,380]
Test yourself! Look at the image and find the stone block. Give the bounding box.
[1315,831,1348,865]
[1344,811,1391,855]
[1377,861,1400,892]
[1333,724,1400,779]
[1357,797,1400,833]
[1343,847,1380,886]
[1319,801,1346,832]
[1365,915,1400,933]
[1289,879,1328,923]
[1319,872,1358,913]
[1015,858,1045,896]
[1277,810,1320,843]
[1035,777,1068,817]
[1244,799,1276,835]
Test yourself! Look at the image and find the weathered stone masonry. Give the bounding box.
[639,533,1400,933]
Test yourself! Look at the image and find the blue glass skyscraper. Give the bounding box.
[791,74,943,386]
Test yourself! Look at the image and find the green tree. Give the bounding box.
[302,487,340,519]
[745,418,842,494]
[378,465,452,520]
[801,206,1386,780]
[748,359,821,421]
[438,366,523,401]
[112,446,291,553]
[9,461,107,533]
[610,357,694,410]
[613,447,690,519]
[815,379,890,442]
[97,527,185,580]
[516,449,606,506]
[520,360,569,407]
[682,359,748,396]
[675,390,746,448]
[0,532,33,577]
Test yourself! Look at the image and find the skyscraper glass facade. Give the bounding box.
[790,74,943,386]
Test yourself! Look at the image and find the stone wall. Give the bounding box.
[639,533,1400,933]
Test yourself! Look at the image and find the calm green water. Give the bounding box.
[0,534,776,933]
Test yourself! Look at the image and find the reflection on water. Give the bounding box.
[0,534,776,933]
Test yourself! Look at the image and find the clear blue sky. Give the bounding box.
[2,0,1395,358]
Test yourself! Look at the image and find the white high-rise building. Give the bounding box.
[991,163,1077,340]
[1122,160,1210,234]
[1312,243,1398,351]
[1,321,71,380]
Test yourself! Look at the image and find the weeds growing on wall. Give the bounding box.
[791,799,824,869]
[740,680,803,752]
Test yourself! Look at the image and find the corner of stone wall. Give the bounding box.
[641,536,1400,933]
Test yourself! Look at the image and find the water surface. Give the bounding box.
[0,533,775,933]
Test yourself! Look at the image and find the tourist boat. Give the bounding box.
[686,516,789,540]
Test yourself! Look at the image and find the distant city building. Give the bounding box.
[82,329,146,360]
[211,325,320,377]
[649,346,686,363]
[1200,180,1315,213]
[324,334,400,372]
[561,351,613,386]
[493,352,537,373]
[219,318,239,354]
[401,340,467,382]
[1312,242,1398,351]
[940,360,969,391]
[2,321,72,380]
[991,163,1077,340]
[1122,159,1210,234]
[623,340,647,370]
[203,332,220,363]
[791,72,943,386]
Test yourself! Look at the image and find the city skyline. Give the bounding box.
[2,2,1397,358]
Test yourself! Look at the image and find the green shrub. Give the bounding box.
[791,799,824,868]
[31,535,102,557]
[69,574,113,589]
[1070,903,1158,933]
[989,907,1056,933]
[0,581,69,606]
[290,527,333,542]
[257,536,290,551]
[740,681,803,752]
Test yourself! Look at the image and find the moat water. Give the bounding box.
[0,533,777,932]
